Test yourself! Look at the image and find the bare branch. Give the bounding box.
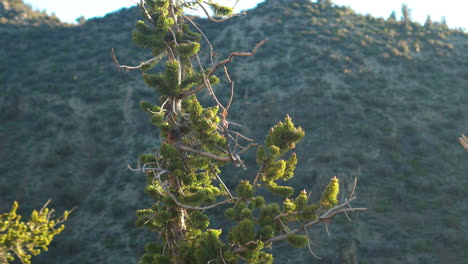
[174,144,231,162]
[323,220,331,237]
[343,205,353,222]
[182,40,267,97]
[349,177,358,201]
[459,134,468,151]
[194,54,225,110]
[252,165,264,188]
[139,0,155,25]
[112,48,166,72]
[219,248,228,264]
[273,212,297,221]
[237,143,257,155]
[40,199,52,212]
[209,164,234,199]
[208,39,267,78]
[177,11,217,65]
[223,66,235,111]
[304,227,322,259]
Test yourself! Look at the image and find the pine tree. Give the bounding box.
[424,15,433,29]
[0,200,71,264]
[401,4,411,22]
[112,1,366,263]
[400,4,412,33]
[318,0,332,9]
[388,11,397,22]
[441,16,448,29]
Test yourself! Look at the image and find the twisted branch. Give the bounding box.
[459,134,468,151]
[182,39,267,97]
[151,169,238,210]
[233,178,366,254]
[111,48,166,72]
[197,1,247,23]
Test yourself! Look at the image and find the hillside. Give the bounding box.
[0,0,64,28]
[1,0,467,263]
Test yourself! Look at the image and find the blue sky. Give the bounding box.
[24,0,467,30]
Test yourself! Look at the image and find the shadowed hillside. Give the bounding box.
[1,0,467,263]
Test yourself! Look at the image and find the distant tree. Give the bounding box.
[112,1,366,263]
[318,0,332,9]
[0,200,71,264]
[424,15,433,28]
[76,16,86,25]
[401,4,411,22]
[388,11,397,22]
[441,16,448,29]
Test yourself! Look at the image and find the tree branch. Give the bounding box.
[304,226,321,259]
[111,48,165,72]
[207,39,267,78]
[152,169,238,210]
[182,39,267,97]
[197,1,247,23]
[233,186,367,254]
[459,134,468,151]
[174,144,232,161]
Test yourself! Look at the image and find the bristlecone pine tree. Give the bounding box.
[0,200,70,264]
[112,1,366,263]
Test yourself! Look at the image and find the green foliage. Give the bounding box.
[126,1,366,263]
[282,198,296,213]
[1,0,465,262]
[0,201,70,264]
[286,234,308,248]
[208,3,234,16]
[188,211,210,230]
[229,219,255,245]
[294,189,308,210]
[176,42,201,59]
[236,180,254,198]
[320,176,340,210]
[265,115,305,152]
[193,230,223,264]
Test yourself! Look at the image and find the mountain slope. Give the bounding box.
[1,0,467,263]
[0,0,64,28]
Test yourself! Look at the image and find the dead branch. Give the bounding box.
[304,227,321,259]
[209,164,234,199]
[223,66,235,111]
[139,0,155,25]
[194,54,225,110]
[237,143,257,155]
[111,48,166,72]
[182,39,267,97]
[227,129,253,142]
[252,165,264,188]
[459,134,468,151]
[270,199,366,243]
[273,212,297,221]
[174,144,232,161]
[178,11,217,65]
[208,39,267,78]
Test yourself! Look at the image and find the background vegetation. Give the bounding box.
[0,0,466,263]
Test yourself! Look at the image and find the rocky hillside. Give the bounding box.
[1,0,467,263]
[0,0,63,28]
